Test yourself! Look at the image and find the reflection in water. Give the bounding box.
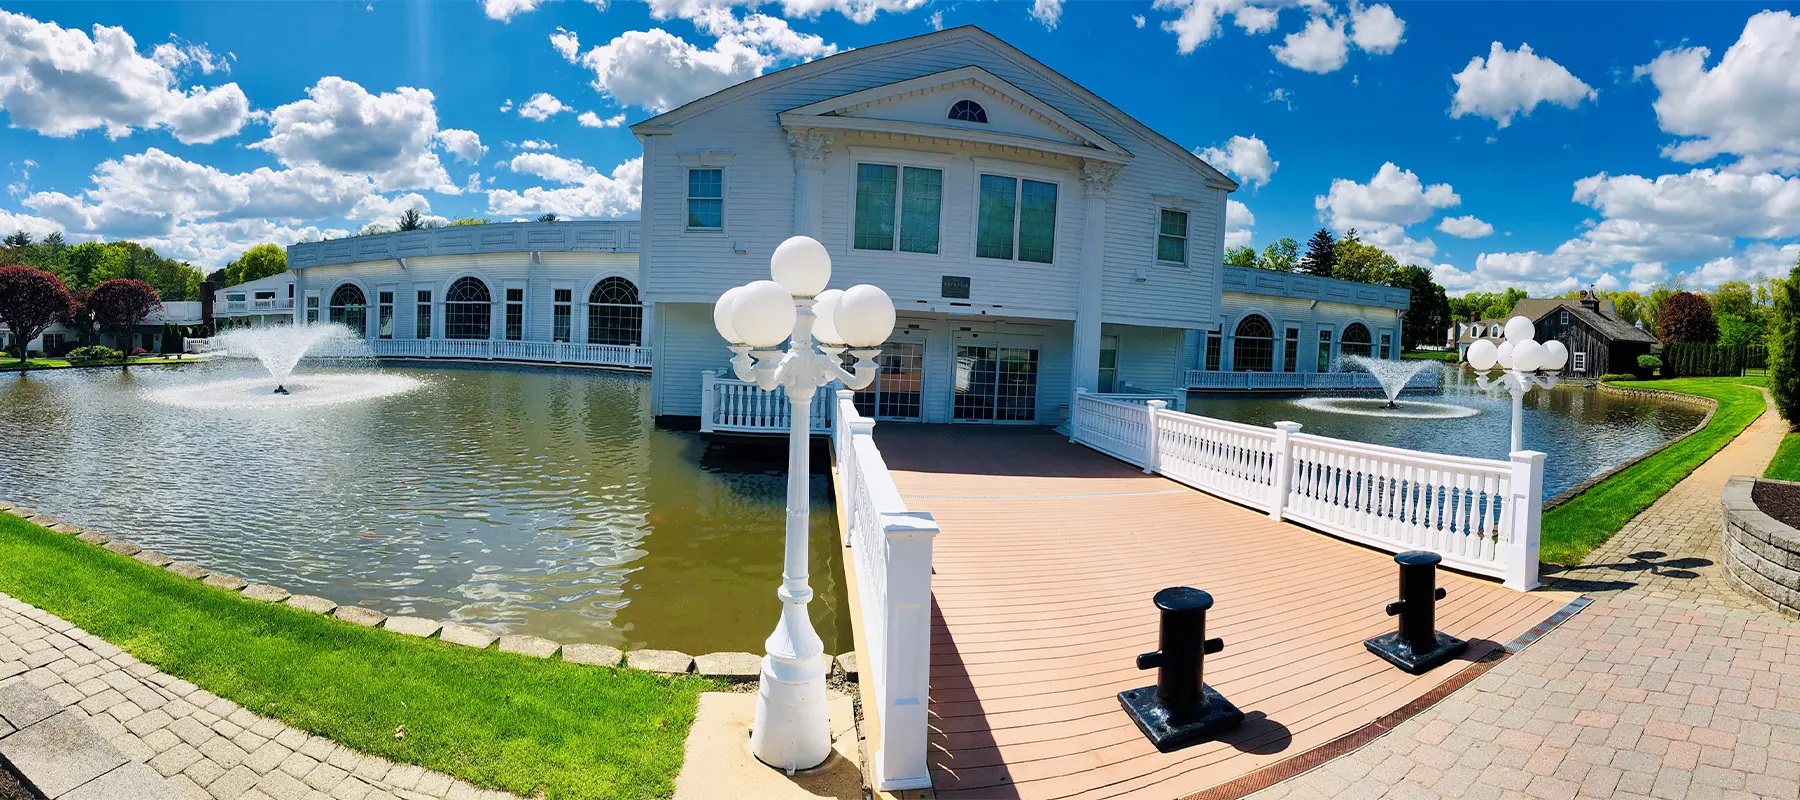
[1189,367,1709,500]
[0,361,849,654]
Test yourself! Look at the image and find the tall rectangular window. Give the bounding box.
[377,290,394,339]
[1317,330,1334,372]
[415,290,432,339]
[1204,332,1221,371]
[553,289,572,343]
[1380,332,1393,359]
[854,164,942,254]
[305,296,319,324]
[1283,327,1299,372]
[687,168,723,230]
[1158,209,1189,264]
[505,288,524,341]
[976,175,1058,264]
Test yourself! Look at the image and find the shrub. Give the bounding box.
[65,345,122,363]
[1773,263,1800,425]
[128,347,149,357]
[1597,373,1637,382]
[1637,354,1662,370]
[1663,342,1746,377]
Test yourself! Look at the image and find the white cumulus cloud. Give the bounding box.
[578,111,627,128]
[0,9,251,143]
[1348,1,1403,54]
[1196,135,1278,189]
[1437,215,1493,238]
[1031,0,1062,29]
[1637,10,1800,173]
[490,155,643,218]
[1315,162,1460,230]
[518,92,572,121]
[1225,199,1255,249]
[1450,42,1596,128]
[560,11,836,113]
[434,129,487,164]
[1271,15,1348,73]
[250,77,454,193]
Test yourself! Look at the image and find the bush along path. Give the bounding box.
[0,511,719,800]
[1540,378,1771,565]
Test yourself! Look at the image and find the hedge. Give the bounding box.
[1663,342,1749,378]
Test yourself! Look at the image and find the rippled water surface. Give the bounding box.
[1189,367,1709,500]
[0,361,849,653]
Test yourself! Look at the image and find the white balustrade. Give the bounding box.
[831,391,936,791]
[700,371,834,435]
[1070,388,1543,590]
[1181,369,1441,392]
[364,338,651,368]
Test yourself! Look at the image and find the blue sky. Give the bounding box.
[3,1,1798,297]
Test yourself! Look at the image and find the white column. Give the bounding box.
[1506,450,1546,591]
[1072,160,1119,405]
[291,271,305,326]
[786,128,834,239]
[1269,421,1302,519]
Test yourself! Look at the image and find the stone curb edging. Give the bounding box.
[0,504,854,683]
[1542,382,1721,512]
[1721,476,1800,619]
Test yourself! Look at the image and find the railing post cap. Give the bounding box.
[1146,399,1167,410]
[880,510,939,539]
[1510,450,1547,463]
[1075,387,1087,395]
[837,388,855,400]
[1273,421,1303,432]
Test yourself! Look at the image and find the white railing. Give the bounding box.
[832,390,937,791]
[1183,369,1441,392]
[1070,388,1543,590]
[365,338,652,368]
[698,371,833,435]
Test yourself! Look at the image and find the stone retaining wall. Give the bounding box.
[0,501,856,683]
[1543,382,1719,511]
[1721,475,1800,618]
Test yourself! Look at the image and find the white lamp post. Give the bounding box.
[713,235,897,771]
[1466,315,1568,453]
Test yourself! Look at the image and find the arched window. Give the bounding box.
[1341,323,1374,358]
[1232,315,1274,372]
[444,277,492,340]
[587,277,642,347]
[329,284,366,335]
[948,99,988,124]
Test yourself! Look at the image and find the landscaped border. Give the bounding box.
[1721,476,1800,619]
[1542,382,1719,511]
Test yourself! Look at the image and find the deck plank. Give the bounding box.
[871,425,1571,800]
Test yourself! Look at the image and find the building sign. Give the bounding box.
[941,276,971,299]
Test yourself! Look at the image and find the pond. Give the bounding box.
[1187,366,1709,500]
[0,360,850,655]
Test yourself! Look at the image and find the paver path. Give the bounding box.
[1254,387,1800,799]
[0,592,515,800]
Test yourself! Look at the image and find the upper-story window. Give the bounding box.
[948,100,988,123]
[976,174,1057,264]
[854,164,942,254]
[687,168,724,230]
[1157,209,1189,265]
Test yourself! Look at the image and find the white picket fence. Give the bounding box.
[367,338,652,368]
[831,390,937,791]
[1184,369,1441,392]
[699,371,834,434]
[1071,388,1544,590]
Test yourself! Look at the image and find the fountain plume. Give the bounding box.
[215,325,369,389]
[1339,355,1439,408]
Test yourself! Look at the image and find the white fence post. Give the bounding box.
[874,509,938,791]
[1070,387,1085,443]
[1143,400,1166,473]
[700,371,716,433]
[1269,421,1301,521]
[1506,450,1546,591]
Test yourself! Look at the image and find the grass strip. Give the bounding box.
[0,513,717,800]
[1768,434,1800,482]
[1539,377,1767,565]
[1400,351,1458,362]
[0,357,197,372]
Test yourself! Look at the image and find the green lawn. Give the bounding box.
[0,356,196,372]
[0,514,716,799]
[1768,434,1800,482]
[1401,350,1459,362]
[1540,377,1768,565]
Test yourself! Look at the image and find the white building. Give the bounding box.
[1186,265,1411,378]
[212,272,298,329]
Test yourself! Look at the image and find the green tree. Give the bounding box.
[224,243,287,286]
[1223,246,1257,268]
[447,217,490,226]
[1716,312,1762,348]
[536,213,560,223]
[1332,236,1400,285]
[1608,291,1646,325]
[1299,228,1337,276]
[1658,291,1717,343]
[1388,265,1450,350]
[1255,237,1299,271]
[1712,281,1757,318]
[397,209,426,231]
[1770,260,1800,425]
[3,230,31,247]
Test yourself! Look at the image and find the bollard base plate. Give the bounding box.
[1364,630,1468,675]
[1118,684,1245,752]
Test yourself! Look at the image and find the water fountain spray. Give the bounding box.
[1339,355,1439,408]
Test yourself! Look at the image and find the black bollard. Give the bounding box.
[1364,551,1468,674]
[1118,587,1244,752]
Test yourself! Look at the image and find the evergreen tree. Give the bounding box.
[397,209,426,231]
[1772,262,1800,425]
[1300,228,1337,276]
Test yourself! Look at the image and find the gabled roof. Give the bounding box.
[1510,296,1616,321]
[777,66,1132,163]
[1558,304,1657,344]
[631,25,1237,191]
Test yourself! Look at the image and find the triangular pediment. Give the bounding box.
[783,66,1131,159]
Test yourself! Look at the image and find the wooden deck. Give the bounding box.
[870,425,1574,800]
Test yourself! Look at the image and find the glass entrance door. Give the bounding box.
[852,340,925,421]
[953,345,1039,423]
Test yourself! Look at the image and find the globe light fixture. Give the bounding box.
[710,235,897,772]
[1472,315,1562,453]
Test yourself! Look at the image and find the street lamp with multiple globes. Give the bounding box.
[1465,315,1568,453]
[712,235,897,772]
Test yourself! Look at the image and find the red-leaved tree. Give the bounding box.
[1658,291,1718,344]
[0,265,76,367]
[85,278,161,369]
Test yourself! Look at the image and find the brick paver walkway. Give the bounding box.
[1255,388,1800,799]
[0,592,515,800]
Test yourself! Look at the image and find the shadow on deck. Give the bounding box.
[870,425,1574,800]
